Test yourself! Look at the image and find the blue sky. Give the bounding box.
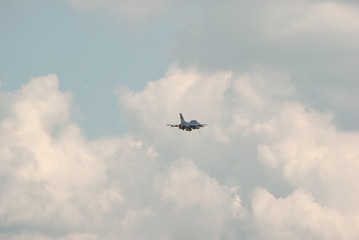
[1,1,359,239]
[1,0,174,137]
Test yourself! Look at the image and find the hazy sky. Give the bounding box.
[1,0,359,239]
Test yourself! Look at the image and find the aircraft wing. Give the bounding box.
[167,124,179,127]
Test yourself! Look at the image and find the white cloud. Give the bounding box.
[0,75,123,233]
[1,64,359,239]
[117,64,359,239]
[4,0,359,238]
[117,64,293,142]
[0,74,241,239]
[117,64,231,137]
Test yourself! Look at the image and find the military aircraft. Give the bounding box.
[167,113,207,131]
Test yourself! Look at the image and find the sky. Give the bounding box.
[0,0,359,239]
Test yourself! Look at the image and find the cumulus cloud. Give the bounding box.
[117,64,294,144]
[4,0,359,238]
[117,64,359,239]
[1,64,358,239]
[0,75,122,235]
[0,74,241,239]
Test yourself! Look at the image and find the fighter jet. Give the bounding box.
[167,113,207,131]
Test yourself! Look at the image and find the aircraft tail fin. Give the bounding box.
[179,113,185,124]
